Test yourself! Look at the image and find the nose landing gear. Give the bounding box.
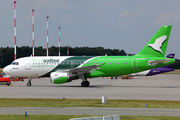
[27,77,32,86]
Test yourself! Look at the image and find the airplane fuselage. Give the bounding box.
[4,56,174,78]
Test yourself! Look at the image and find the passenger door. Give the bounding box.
[25,59,31,70]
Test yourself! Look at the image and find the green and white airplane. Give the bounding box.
[3,25,175,87]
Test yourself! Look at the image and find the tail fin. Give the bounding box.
[136,25,172,57]
[163,53,175,68]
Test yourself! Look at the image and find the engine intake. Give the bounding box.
[50,72,78,84]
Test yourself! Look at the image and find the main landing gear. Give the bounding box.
[81,80,90,87]
[80,75,90,87]
[81,77,90,87]
[27,77,32,87]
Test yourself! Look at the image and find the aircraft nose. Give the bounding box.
[3,66,10,75]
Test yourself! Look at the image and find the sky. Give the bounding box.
[0,0,180,58]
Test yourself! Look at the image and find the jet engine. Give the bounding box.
[50,72,78,84]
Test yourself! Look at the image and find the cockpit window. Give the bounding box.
[11,62,19,65]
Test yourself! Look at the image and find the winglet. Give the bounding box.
[136,25,172,57]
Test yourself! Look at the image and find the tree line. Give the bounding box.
[0,46,179,69]
[0,46,126,68]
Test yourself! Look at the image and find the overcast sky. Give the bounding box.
[0,0,180,58]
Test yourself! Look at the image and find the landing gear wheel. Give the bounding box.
[86,81,90,86]
[6,83,10,86]
[27,82,31,87]
[81,81,90,87]
[81,81,86,87]
[27,77,32,87]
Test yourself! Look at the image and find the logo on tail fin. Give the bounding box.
[148,35,167,54]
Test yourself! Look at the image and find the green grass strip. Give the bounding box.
[1,98,180,109]
[0,115,180,120]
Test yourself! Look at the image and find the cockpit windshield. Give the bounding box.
[11,62,19,65]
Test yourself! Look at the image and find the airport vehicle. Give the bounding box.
[0,77,11,86]
[3,25,175,87]
[0,73,2,77]
[121,53,175,79]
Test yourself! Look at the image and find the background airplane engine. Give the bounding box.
[50,72,78,84]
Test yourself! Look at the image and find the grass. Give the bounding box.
[0,115,180,120]
[1,98,180,109]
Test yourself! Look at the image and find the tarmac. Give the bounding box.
[0,107,180,116]
[1,74,180,116]
[0,74,180,100]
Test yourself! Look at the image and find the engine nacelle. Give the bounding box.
[50,72,78,84]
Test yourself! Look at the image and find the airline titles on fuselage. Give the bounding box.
[31,58,60,67]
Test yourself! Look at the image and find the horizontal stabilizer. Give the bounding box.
[148,59,171,66]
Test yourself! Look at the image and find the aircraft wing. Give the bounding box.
[56,64,102,76]
[148,59,171,66]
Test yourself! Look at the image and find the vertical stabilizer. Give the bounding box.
[136,25,172,57]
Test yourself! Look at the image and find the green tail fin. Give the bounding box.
[136,25,172,57]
